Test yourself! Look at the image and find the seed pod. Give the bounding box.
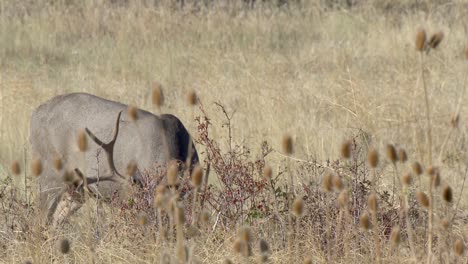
[368,193,378,212]
[412,162,423,175]
[282,134,293,155]
[428,31,444,49]
[59,239,70,254]
[167,161,179,186]
[332,175,343,191]
[263,166,272,179]
[187,90,198,106]
[191,165,203,187]
[322,173,333,192]
[451,113,460,128]
[442,184,453,203]
[416,191,429,208]
[259,239,269,254]
[128,106,138,121]
[390,226,401,246]
[292,197,304,217]
[152,82,164,107]
[416,29,427,52]
[398,148,408,163]
[338,190,348,208]
[31,159,43,177]
[454,239,465,256]
[360,213,371,230]
[386,144,398,164]
[11,161,20,176]
[137,213,148,226]
[367,148,379,168]
[77,130,87,152]
[440,218,450,230]
[53,156,63,171]
[341,140,352,159]
[402,173,412,186]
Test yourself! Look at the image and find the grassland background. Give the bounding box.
[0,0,467,263]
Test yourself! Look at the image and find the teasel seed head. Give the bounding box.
[137,213,148,226]
[62,170,75,184]
[322,173,333,192]
[53,156,63,171]
[433,171,441,188]
[340,140,352,159]
[11,160,20,176]
[292,197,305,217]
[451,113,460,128]
[413,162,423,175]
[31,158,43,177]
[128,106,138,121]
[233,239,245,254]
[416,29,427,52]
[338,190,348,208]
[187,90,198,106]
[427,166,437,176]
[59,238,70,254]
[416,191,430,208]
[167,161,179,186]
[454,239,465,256]
[176,205,186,225]
[386,144,398,164]
[77,129,87,152]
[239,226,253,243]
[402,173,412,186]
[390,226,401,246]
[152,82,164,107]
[367,148,379,168]
[200,210,211,226]
[398,148,408,163]
[360,213,371,230]
[191,165,203,187]
[368,193,378,212]
[263,165,272,179]
[332,174,344,191]
[442,184,453,203]
[282,134,293,155]
[428,31,444,49]
[440,218,450,230]
[259,239,269,254]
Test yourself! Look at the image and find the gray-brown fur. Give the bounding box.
[30,92,198,225]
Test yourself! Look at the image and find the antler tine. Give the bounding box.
[85,111,125,178]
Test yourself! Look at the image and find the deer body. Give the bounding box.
[30,92,198,225]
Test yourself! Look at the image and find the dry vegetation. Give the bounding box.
[0,0,467,263]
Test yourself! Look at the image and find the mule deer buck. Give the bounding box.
[30,92,199,226]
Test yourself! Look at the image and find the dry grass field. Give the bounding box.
[0,0,467,263]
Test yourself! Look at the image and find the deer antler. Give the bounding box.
[85,111,125,178]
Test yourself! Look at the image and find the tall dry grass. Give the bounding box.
[0,0,467,263]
